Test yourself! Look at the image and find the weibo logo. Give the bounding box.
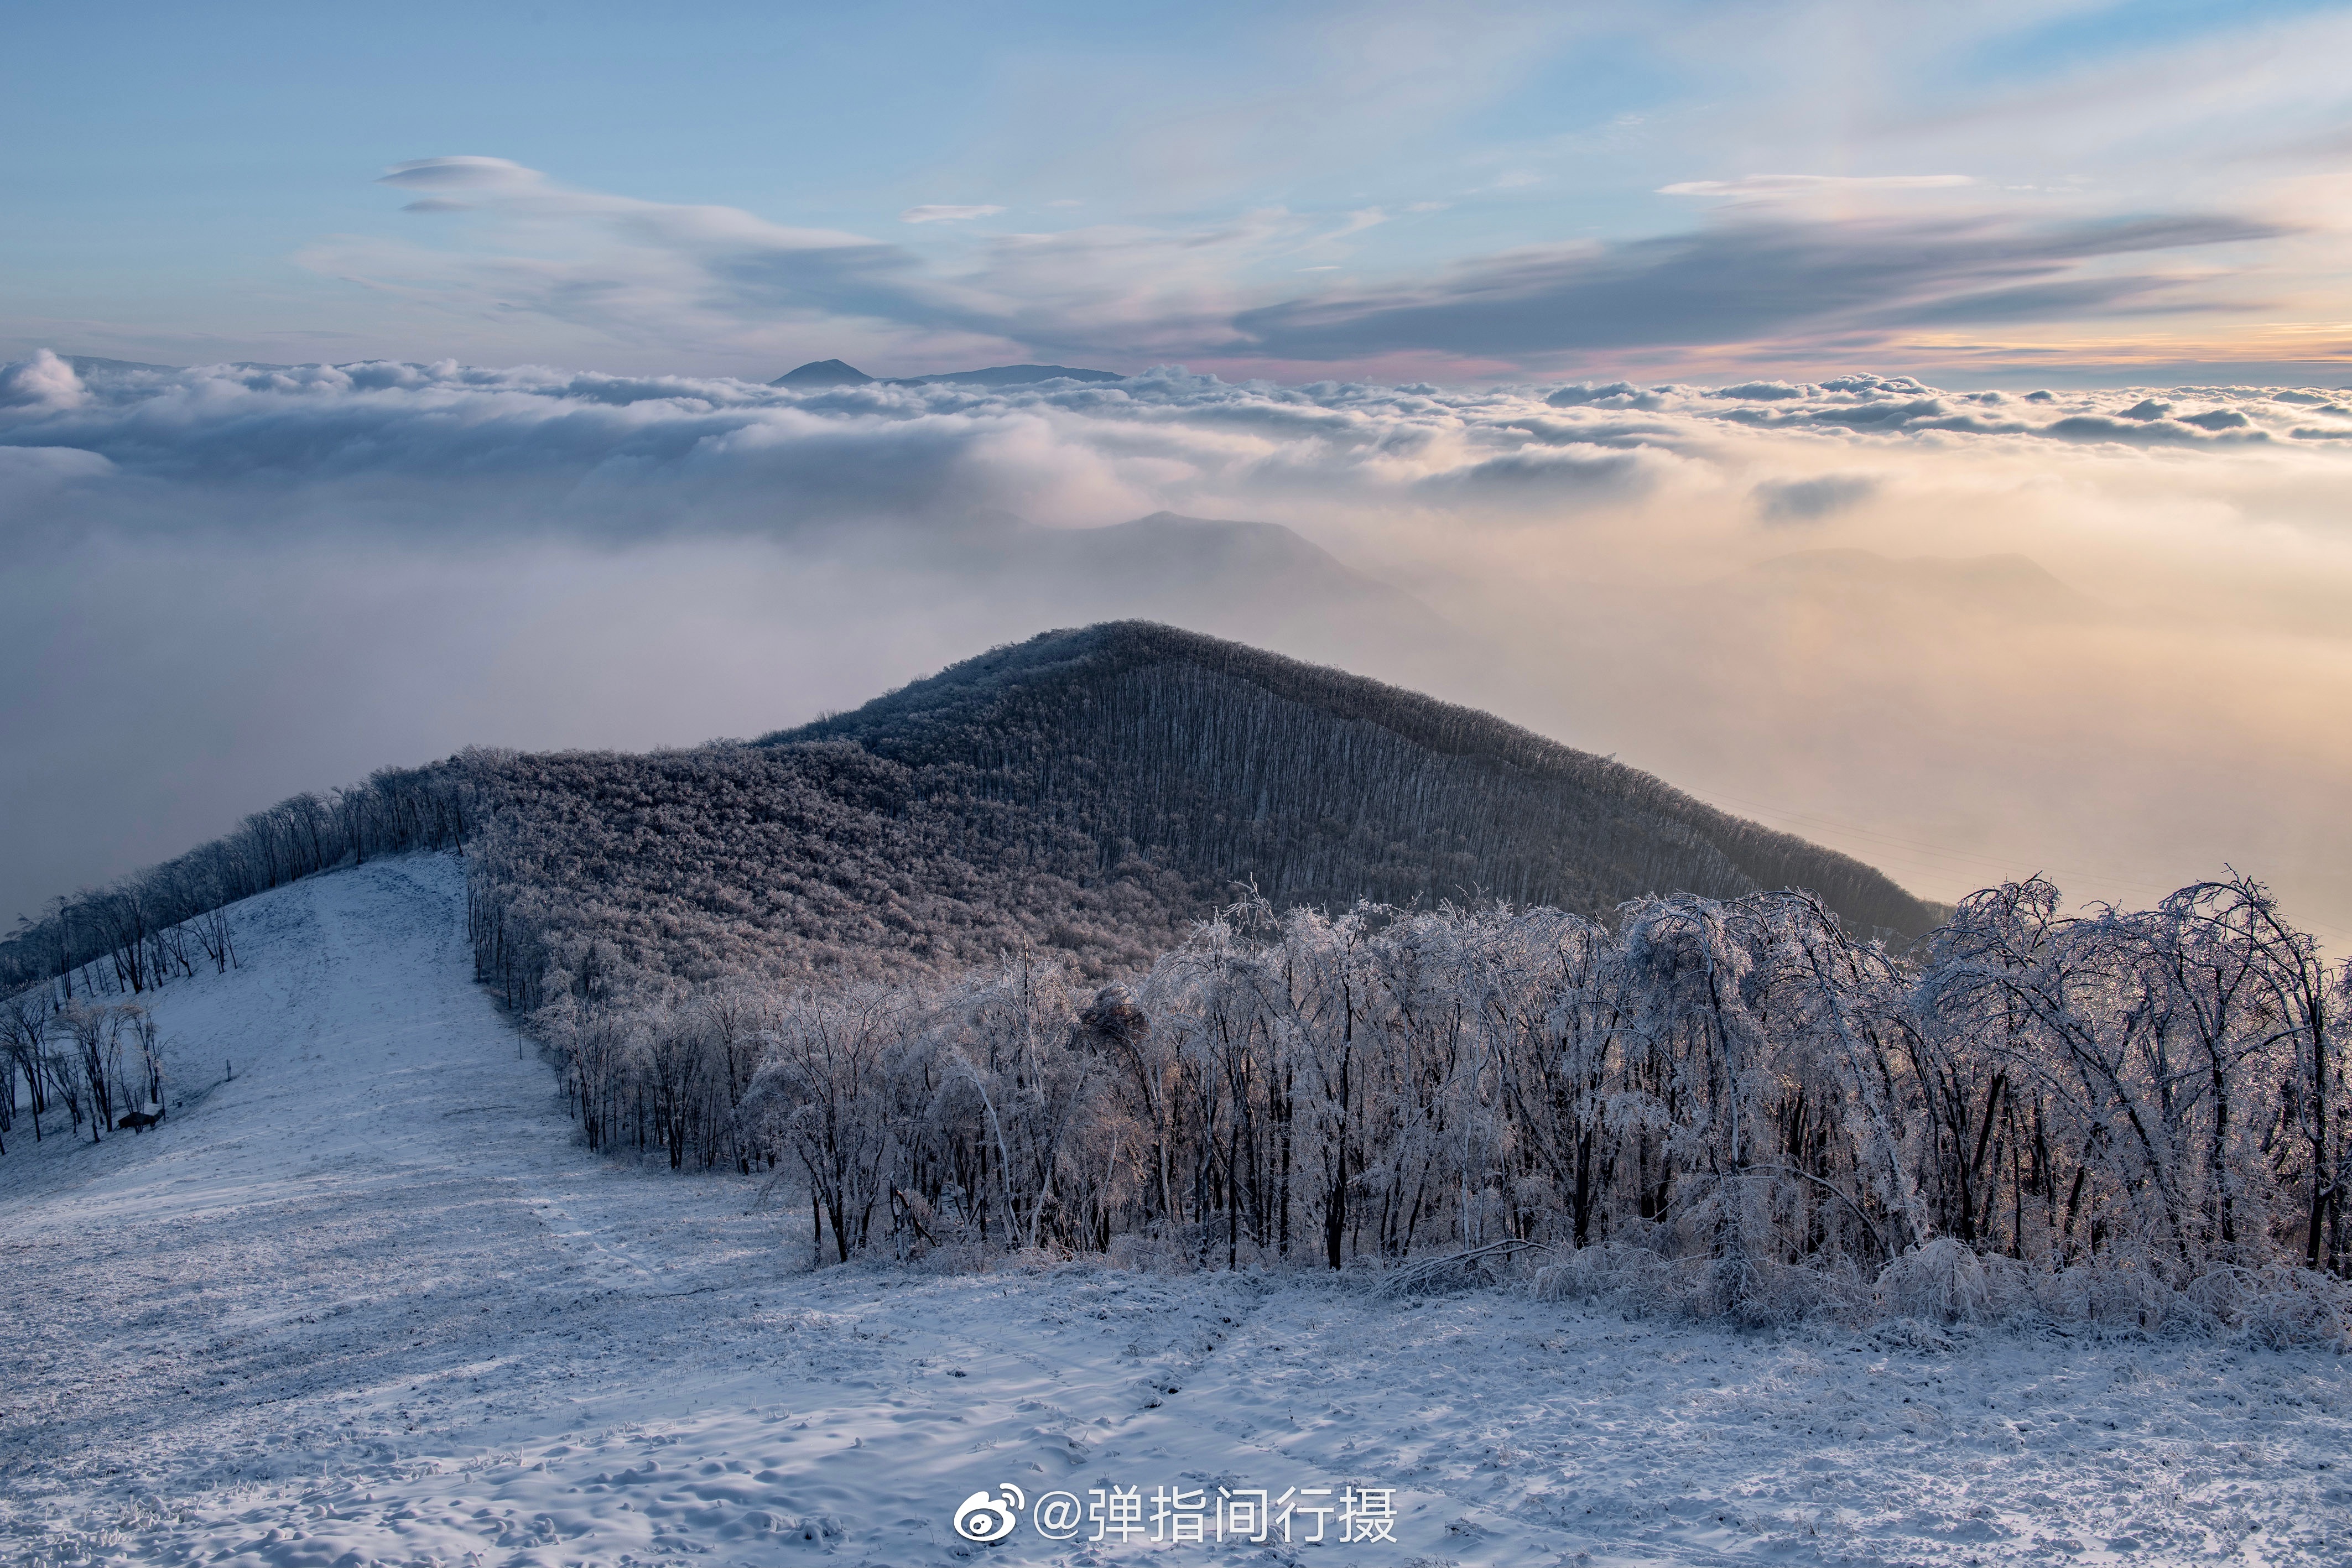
[951,1483,1026,1543]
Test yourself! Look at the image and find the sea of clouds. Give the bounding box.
[6,350,2350,941]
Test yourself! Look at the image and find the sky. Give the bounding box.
[7,0,2352,386]
[6,1,2352,949]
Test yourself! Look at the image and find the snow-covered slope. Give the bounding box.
[5,856,2348,1566]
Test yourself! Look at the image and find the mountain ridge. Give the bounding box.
[768,621,1937,938]
[0,623,1935,1009]
[767,359,1125,388]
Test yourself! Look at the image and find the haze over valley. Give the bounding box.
[6,352,2350,946]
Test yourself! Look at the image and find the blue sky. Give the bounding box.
[7,1,2351,382]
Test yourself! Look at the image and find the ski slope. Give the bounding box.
[3,855,2348,1567]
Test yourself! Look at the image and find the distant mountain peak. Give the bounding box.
[890,364,1126,387]
[769,360,1126,389]
[770,359,875,388]
[65,354,184,376]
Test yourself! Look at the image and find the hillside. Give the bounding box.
[771,621,1937,937]
[457,621,1932,1011]
[2,623,1930,1015]
[12,857,2341,1567]
[462,738,1201,1003]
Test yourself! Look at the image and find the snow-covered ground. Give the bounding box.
[4,854,2349,1567]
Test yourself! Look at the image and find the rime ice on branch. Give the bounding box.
[515,877,2352,1301]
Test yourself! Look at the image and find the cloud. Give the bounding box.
[309,163,1348,371]
[277,159,2310,381]
[1754,471,1880,522]
[2040,413,2268,446]
[1711,381,1809,401]
[1229,212,2281,361]
[8,352,2352,945]
[11,2,2352,391]
[7,356,2341,544]
[0,441,111,493]
[1658,174,1977,197]
[1544,381,1661,409]
[1879,275,2214,326]
[901,205,1008,224]
[1414,444,1661,505]
[0,348,85,409]
[317,160,984,368]
[378,156,544,190]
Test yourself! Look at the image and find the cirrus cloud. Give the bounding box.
[1657,174,1978,197]
[901,204,1008,224]
[1231,213,2283,361]
[290,158,2309,383]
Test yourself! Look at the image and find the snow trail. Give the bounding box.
[4,855,2348,1566]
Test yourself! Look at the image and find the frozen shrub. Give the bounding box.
[1871,1316,1958,1353]
[2033,1263,2174,1335]
[1755,1256,1873,1326]
[2184,1263,2252,1321]
[1104,1231,1198,1275]
[1539,1245,1876,1330]
[2236,1267,2352,1352]
[1377,1241,1536,1299]
[911,1238,998,1275]
[1874,1238,2022,1324]
[2183,1263,2348,1348]
[1533,1242,1674,1317]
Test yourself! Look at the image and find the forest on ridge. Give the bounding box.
[3,624,2345,1342]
